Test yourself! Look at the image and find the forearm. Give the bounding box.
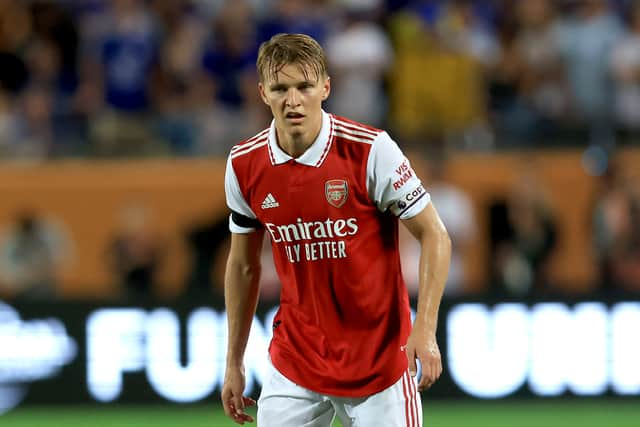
[413,226,451,334]
[224,259,261,367]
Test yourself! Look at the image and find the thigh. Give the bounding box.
[335,370,422,427]
[257,361,335,427]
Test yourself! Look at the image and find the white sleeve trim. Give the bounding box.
[228,214,257,234]
[366,132,431,220]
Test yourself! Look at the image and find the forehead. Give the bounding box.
[265,63,321,85]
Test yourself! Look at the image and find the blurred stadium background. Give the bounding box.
[0,0,639,425]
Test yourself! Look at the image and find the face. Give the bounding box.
[258,63,330,144]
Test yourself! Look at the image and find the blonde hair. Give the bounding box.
[256,33,328,83]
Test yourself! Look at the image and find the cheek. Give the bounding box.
[265,97,282,110]
[273,100,286,111]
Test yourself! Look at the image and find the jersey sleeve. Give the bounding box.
[224,155,260,233]
[366,132,431,219]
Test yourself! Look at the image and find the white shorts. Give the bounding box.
[257,360,422,427]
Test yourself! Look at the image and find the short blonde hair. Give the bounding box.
[256,33,328,83]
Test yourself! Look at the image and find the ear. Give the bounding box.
[258,82,269,105]
[322,76,331,101]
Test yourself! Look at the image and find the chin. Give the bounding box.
[283,121,304,130]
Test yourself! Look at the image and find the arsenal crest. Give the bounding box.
[325,179,348,208]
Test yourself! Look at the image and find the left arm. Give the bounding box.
[402,202,451,391]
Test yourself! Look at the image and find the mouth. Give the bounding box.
[285,112,305,122]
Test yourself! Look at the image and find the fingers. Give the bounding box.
[222,391,255,424]
[228,401,255,424]
[233,394,255,424]
[221,389,234,418]
[417,353,443,391]
[221,367,254,424]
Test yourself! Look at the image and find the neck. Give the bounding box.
[278,134,311,158]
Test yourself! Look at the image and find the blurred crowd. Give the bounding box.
[1,0,640,160]
[1,0,640,302]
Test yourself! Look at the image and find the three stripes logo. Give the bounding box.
[261,193,279,209]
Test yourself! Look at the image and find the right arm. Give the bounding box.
[221,229,264,424]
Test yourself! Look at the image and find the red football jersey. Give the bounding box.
[225,111,430,397]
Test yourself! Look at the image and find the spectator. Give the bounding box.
[23,40,78,157]
[150,0,209,155]
[0,211,72,300]
[423,154,476,296]
[434,0,501,69]
[201,0,257,110]
[183,212,229,298]
[592,162,640,295]
[493,0,568,145]
[325,2,393,127]
[556,0,623,148]
[489,169,557,298]
[81,0,163,156]
[28,2,85,157]
[108,204,163,300]
[13,84,55,158]
[610,2,640,133]
[257,0,330,44]
[386,1,496,149]
[0,0,32,55]
[194,0,268,156]
[0,88,22,157]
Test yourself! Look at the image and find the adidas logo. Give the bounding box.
[261,193,280,209]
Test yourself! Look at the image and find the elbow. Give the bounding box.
[236,261,261,281]
[420,222,451,257]
[442,227,452,255]
[241,263,261,280]
[227,257,261,282]
[431,221,451,260]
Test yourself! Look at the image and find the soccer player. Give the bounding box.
[222,33,451,426]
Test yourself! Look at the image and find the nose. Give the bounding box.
[285,88,300,107]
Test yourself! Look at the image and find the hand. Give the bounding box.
[221,365,256,424]
[405,330,442,391]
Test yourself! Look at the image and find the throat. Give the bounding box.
[277,131,315,158]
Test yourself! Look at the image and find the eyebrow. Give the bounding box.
[269,81,315,91]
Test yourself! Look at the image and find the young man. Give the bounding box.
[222,33,451,426]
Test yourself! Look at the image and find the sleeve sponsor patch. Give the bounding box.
[388,184,429,217]
[392,159,413,190]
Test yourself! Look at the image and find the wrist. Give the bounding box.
[412,318,437,335]
[225,357,245,370]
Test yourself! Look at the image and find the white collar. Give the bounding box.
[267,110,333,167]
